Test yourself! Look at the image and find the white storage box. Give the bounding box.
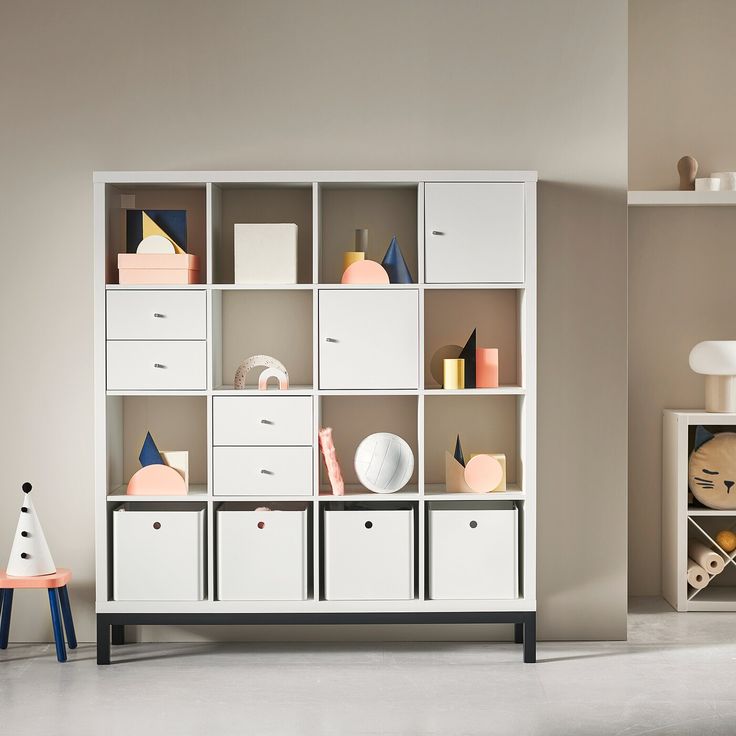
[113,504,205,601]
[217,503,308,600]
[324,507,414,600]
[428,502,518,599]
[234,223,298,284]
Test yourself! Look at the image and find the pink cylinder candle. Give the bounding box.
[476,348,499,388]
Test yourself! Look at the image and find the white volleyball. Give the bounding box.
[354,432,414,494]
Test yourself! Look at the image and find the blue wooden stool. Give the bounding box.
[0,568,77,662]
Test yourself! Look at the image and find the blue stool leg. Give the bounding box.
[48,589,67,662]
[57,586,77,649]
[0,590,13,649]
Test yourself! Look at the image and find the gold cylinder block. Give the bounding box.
[343,251,366,273]
[443,358,465,390]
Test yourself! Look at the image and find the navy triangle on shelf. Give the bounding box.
[454,434,466,467]
[459,328,477,388]
[381,235,414,284]
[139,431,164,467]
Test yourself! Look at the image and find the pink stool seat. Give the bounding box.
[0,567,72,589]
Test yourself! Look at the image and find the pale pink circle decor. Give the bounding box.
[341,259,390,284]
[464,454,504,493]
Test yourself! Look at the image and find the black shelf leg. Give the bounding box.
[514,622,523,643]
[97,616,110,665]
[523,613,536,663]
[111,624,125,645]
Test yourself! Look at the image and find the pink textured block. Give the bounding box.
[319,427,345,496]
[126,464,187,496]
[476,348,499,388]
[118,253,200,284]
[464,454,504,493]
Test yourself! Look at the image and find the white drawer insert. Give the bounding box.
[213,446,313,496]
[107,340,206,391]
[107,289,206,340]
[213,396,312,446]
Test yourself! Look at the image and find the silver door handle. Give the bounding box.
[260,419,273,425]
[432,230,444,236]
[260,469,274,475]
[153,313,166,318]
[325,337,339,343]
[153,363,166,369]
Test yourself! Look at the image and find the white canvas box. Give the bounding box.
[428,501,518,599]
[234,223,298,284]
[324,508,414,600]
[113,504,205,601]
[217,503,308,600]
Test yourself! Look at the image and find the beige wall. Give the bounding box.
[629,0,736,595]
[0,0,627,641]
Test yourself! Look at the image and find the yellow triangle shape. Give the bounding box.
[142,212,185,254]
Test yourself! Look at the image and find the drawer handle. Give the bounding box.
[153,363,166,369]
[364,520,373,529]
[325,337,339,343]
[260,469,274,475]
[432,230,445,236]
[469,520,478,529]
[153,522,161,530]
[260,418,274,425]
[257,521,265,529]
[153,313,166,318]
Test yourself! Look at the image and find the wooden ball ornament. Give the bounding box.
[715,529,736,553]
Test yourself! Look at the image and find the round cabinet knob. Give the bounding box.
[432,230,445,236]
[153,522,161,530]
[153,363,166,369]
[469,520,478,529]
[153,313,165,318]
[257,521,265,530]
[364,520,373,529]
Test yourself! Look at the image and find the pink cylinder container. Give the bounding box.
[476,348,499,388]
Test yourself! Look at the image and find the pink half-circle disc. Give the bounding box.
[341,259,390,284]
[127,464,187,495]
[464,454,504,493]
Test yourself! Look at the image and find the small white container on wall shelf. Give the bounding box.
[234,223,298,284]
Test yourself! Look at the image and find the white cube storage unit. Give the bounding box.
[113,504,206,601]
[428,502,518,600]
[217,503,309,601]
[94,170,537,664]
[324,507,415,600]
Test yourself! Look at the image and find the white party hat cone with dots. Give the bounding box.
[6,482,56,576]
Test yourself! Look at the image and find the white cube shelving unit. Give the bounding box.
[94,170,537,664]
[663,410,736,611]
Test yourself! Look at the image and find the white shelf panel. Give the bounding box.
[423,282,525,290]
[318,485,419,501]
[688,508,736,516]
[425,484,524,500]
[214,385,315,395]
[97,596,536,614]
[107,484,208,502]
[628,190,736,206]
[665,409,736,425]
[212,283,314,290]
[106,389,209,397]
[106,284,207,290]
[318,388,420,396]
[213,495,315,503]
[688,586,736,611]
[424,387,525,396]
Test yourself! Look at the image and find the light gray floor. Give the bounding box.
[1,598,735,735]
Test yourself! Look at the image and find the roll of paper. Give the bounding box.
[687,558,709,589]
[695,177,721,191]
[712,172,736,190]
[688,539,726,575]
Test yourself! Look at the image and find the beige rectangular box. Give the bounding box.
[234,223,297,284]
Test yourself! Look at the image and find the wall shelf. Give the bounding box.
[628,190,736,206]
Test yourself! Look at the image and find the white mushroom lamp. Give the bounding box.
[689,341,736,412]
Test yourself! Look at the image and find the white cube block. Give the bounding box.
[113,504,205,601]
[217,504,308,600]
[234,223,298,284]
[324,508,414,600]
[428,502,518,599]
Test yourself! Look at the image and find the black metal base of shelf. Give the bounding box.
[96,611,536,664]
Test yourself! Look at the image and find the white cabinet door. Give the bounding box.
[107,290,206,340]
[213,396,312,446]
[425,183,525,283]
[319,290,419,389]
[213,446,313,496]
[107,340,206,390]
